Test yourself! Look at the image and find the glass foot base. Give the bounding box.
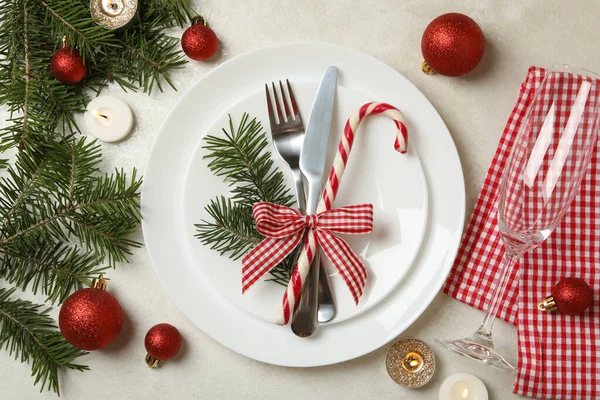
[436,337,516,372]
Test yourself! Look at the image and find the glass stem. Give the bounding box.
[474,251,519,342]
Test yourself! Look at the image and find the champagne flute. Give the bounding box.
[437,65,600,371]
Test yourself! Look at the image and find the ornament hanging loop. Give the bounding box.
[91,274,108,290]
[61,36,68,48]
[538,295,557,312]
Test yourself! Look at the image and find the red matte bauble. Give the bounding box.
[145,323,182,360]
[421,13,485,76]
[553,277,593,315]
[181,24,218,61]
[59,288,123,350]
[50,47,87,84]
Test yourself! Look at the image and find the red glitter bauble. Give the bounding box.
[421,13,485,77]
[50,47,87,85]
[181,23,218,61]
[553,277,593,316]
[145,323,182,361]
[59,288,123,350]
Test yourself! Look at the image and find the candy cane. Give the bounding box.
[275,102,408,325]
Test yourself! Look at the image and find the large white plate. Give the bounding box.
[142,42,465,367]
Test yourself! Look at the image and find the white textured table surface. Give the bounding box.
[3,1,600,399]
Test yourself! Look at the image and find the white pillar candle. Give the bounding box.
[84,96,134,142]
[438,373,488,400]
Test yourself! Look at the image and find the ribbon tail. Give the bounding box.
[317,230,367,304]
[242,232,303,293]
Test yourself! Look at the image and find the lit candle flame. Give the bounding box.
[462,388,469,399]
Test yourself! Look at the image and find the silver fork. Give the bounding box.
[265,80,336,323]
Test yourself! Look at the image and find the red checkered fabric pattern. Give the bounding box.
[242,202,373,302]
[443,67,600,399]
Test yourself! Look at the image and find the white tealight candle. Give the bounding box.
[438,373,488,400]
[84,96,133,142]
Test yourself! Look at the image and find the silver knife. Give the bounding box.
[291,66,338,338]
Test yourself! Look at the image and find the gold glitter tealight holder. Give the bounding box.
[90,0,139,30]
[386,338,435,388]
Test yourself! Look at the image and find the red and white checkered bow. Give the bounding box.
[242,202,373,302]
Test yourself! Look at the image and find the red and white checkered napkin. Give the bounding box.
[443,67,600,400]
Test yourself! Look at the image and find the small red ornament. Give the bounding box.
[59,275,123,351]
[144,323,182,367]
[50,40,87,84]
[181,17,218,61]
[538,277,594,316]
[421,13,485,77]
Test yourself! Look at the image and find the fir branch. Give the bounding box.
[0,139,142,264]
[142,0,196,28]
[40,0,118,61]
[203,114,295,207]
[0,242,104,304]
[22,0,31,143]
[0,287,89,395]
[196,114,296,286]
[116,29,187,93]
[195,196,261,260]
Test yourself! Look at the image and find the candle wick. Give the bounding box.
[96,113,109,120]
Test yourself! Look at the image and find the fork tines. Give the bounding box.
[265,80,302,127]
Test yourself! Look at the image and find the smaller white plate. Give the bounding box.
[183,83,428,323]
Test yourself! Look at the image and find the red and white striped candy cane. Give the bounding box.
[275,102,408,325]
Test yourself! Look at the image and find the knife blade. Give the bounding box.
[291,66,338,337]
[300,66,338,214]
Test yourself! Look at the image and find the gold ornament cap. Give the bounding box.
[538,295,558,312]
[421,61,435,75]
[91,274,108,290]
[192,15,207,26]
[386,338,435,388]
[145,353,162,368]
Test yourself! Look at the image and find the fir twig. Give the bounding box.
[195,114,296,286]
[0,0,193,393]
[40,0,118,61]
[22,0,31,143]
[0,287,89,395]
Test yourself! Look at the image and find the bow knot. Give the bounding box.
[305,214,318,229]
[242,202,373,303]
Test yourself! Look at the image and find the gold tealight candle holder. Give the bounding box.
[90,0,139,30]
[386,338,435,388]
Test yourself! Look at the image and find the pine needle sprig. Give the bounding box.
[195,114,296,286]
[40,0,119,62]
[0,287,89,396]
[116,28,186,94]
[0,138,142,393]
[0,137,142,287]
[0,138,143,266]
[202,113,295,207]
[0,0,196,150]
[142,0,196,29]
[196,196,261,260]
